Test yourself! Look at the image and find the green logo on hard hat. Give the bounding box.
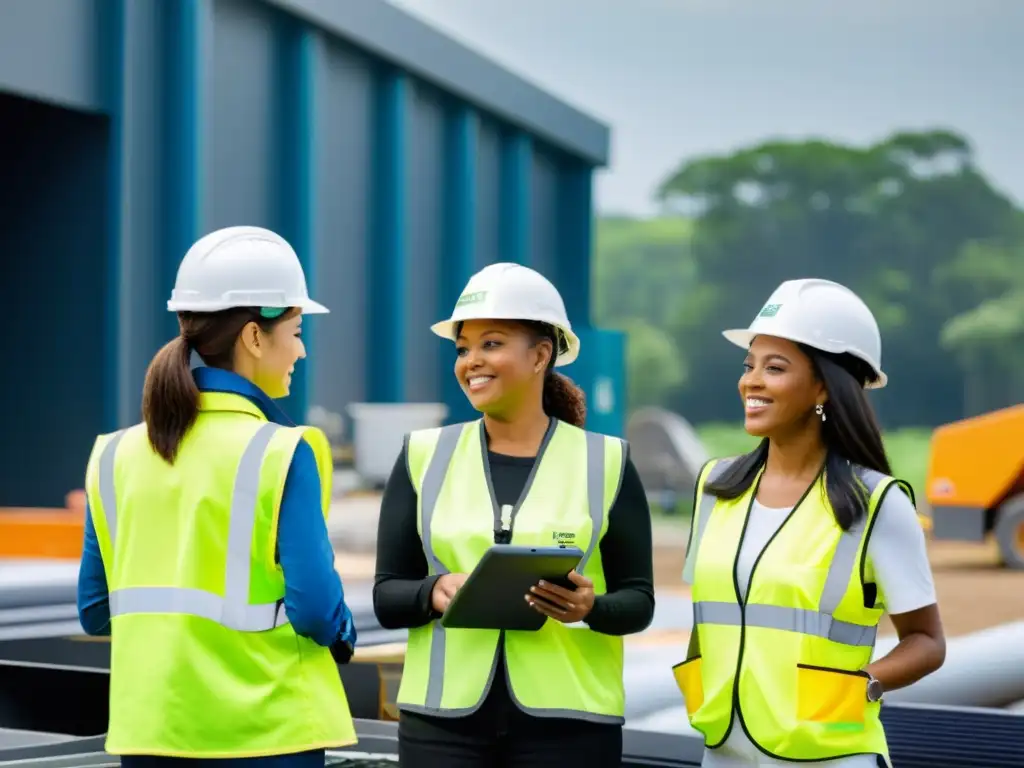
[758,303,782,318]
[456,291,487,308]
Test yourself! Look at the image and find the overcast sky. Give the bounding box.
[389,0,1023,216]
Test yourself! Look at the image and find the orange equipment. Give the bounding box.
[925,404,1024,569]
[0,491,87,560]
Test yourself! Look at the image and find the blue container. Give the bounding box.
[565,328,626,438]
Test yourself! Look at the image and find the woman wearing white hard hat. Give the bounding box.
[76,226,357,766]
[675,278,945,768]
[373,262,655,767]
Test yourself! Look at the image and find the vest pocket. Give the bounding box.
[796,663,868,726]
[672,655,704,715]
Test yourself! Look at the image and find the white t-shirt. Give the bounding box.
[682,489,937,768]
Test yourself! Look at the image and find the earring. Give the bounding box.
[815,403,826,422]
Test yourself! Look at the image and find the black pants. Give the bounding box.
[398,707,622,767]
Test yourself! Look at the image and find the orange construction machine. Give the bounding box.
[925,404,1024,569]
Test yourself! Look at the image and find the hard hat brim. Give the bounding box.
[431,317,580,368]
[722,328,887,389]
[167,296,330,315]
[297,297,330,315]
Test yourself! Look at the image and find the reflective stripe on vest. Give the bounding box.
[414,423,611,710]
[688,459,876,649]
[681,458,893,762]
[98,421,288,633]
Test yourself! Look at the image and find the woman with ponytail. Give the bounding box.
[76,226,358,765]
[373,263,654,768]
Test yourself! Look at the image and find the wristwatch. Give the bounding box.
[865,673,884,703]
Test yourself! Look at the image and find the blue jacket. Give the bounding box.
[77,367,356,765]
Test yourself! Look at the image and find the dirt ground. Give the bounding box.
[652,535,1024,637]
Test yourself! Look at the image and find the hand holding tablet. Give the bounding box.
[440,545,585,631]
[430,573,469,613]
[525,569,595,624]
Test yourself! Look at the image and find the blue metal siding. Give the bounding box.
[0,0,101,113]
[264,0,609,165]
[366,66,409,404]
[107,0,168,426]
[529,144,561,282]
[438,105,479,423]
[201,0,322,419]
[162,0,206,343]
[405,82,446,403]
[102,0,127,432]
[309,38,374,420]
[276,20,318,421]
[206,0,283,233]
[0,0,612,505]
[556,158,595,327]
[474,119,502,269]
[499,130,531,266]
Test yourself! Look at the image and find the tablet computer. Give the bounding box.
[440,544,584,632]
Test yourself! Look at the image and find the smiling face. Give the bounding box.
[236,311,306,399]
[739,335,827,438]
[454,319,550,417]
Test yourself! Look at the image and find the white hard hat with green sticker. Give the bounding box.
[167,226,328,316]
[723,278,887,389]
[431,262,581,367]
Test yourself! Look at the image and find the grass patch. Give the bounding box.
[692,424,933,501]
[880,427,933,501]
[646,425,933,519]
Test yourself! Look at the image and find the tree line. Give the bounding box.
[593,129,1024,428]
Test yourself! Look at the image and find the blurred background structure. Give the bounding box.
[0,0,1022,765]
[0,0,623,510]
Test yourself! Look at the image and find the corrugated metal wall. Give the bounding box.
[0,0,612,507]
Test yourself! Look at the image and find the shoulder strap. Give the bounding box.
[685,456,739,568]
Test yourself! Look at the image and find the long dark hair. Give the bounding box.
[454,319,587,428]
[141,307,295,464]
[704,344,891,531]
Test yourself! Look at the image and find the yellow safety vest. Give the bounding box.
[674,457,897,765]
[396,419,628,722]
[84,391,356,758]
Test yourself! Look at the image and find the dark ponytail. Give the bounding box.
[542,370,587,428]
[522,320,587,428]
[142,335,200,464]
[141,307,296,464]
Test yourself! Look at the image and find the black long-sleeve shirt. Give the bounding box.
[372,439,655,636]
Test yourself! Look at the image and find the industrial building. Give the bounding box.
[0,0,620,507]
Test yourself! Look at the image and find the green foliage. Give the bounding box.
[593,216,696,329]
[695,422,759,457]
[620,319,687,411]
[879,427,934,502]
[593,217,694,410]
[693,424,933,503]
[594,128,1023,427]
[939,239,1024,349]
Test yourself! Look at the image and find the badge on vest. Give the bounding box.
[552,531,576,547]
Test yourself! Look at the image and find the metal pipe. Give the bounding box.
[875,622,1024,708]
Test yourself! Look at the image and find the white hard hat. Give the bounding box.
[722,278,887,389]
[431,263,580,367]
[167,226,328,315]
